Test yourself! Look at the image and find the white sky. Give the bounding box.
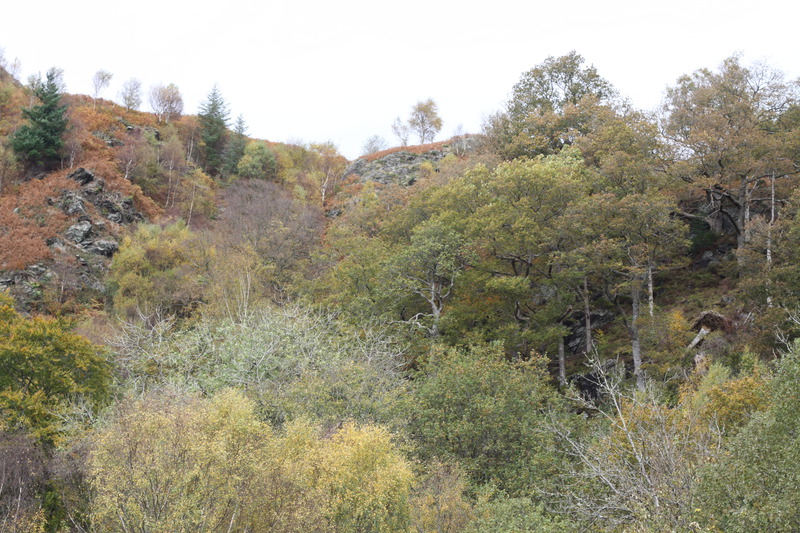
[2,0,798,160]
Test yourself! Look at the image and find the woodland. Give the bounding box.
[1,49,800,532]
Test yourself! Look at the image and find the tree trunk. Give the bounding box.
[558,335,566,387]
[736,178,749,252]
[647,265,654,318]
[630,285,644,390]
[767,173,775,307]
[583,276,592,354]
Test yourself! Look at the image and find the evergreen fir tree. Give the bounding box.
[198,85,230,177]
[222,114,247,179]
[11,68,67,170]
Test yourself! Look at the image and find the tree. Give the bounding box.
[391,117,411,146]
[91,69,112,109]
[107,221,208,319]
[0,293,111,444]
[408,99,443,144]
[409,343,566,497]
[221,114,247,179]
[508,51,614,119]
[90,389,414,532]
[695,340,800,532]
[237,140,277,180]
[0,47,21,81]
[362,134,388,156]
[663,55,800,253]
[486,51,616,159]
[118,77,142,111]
[198,84,230,177]
[456,151,590,366]
[11,68,67,170]
[564,192,689,388]
[149,82,183,123]
[388,218,473,337]
[556,357,724,531]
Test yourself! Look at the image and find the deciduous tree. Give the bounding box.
[362,134,388,155]
[0,293,111,444]
[149,82,183,124]
[662,55,800,253]
[408,99,443,144]
[118,77,142,111]
[91,69,112,109]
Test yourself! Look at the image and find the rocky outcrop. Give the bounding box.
[341,136,483,187]
[1,168,143,312]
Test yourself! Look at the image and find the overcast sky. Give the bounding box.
[2,0,798,160]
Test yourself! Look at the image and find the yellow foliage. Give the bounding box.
[681,359,769,433]
[90,390,414,532]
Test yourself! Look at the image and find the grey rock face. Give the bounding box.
[88,239,119,257]
[65,220,93,243]
[340,137,483,187]
[341,150,447,186]
[68,167,95,186]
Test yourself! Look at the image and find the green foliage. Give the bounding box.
[0,293,110,444]
[112,307,409,429]
[408,343,566,496]
[11,69,67,170]
[467,490,574,533]
[198,85,230,176]
[695,341,800,532]
[237,140,277,180]
[508,51,615,118]
[487,51,616,159]
[221,114,247,179]
[107,221,208,319]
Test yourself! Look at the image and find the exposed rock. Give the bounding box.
[68,167,95,186]
[65,220,93,244]
[95,195,142,224]
[83,177,105,196]
[341,137,482,187]
[1,168,147,313]
[342,150,446,186]
[93,130,124,147]
[60,191,87,215]
[87,239,119,257]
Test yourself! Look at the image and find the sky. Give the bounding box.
[2,0,798,160]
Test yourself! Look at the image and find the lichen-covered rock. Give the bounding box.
[87,239,119,257]
[342,150,447,186]
[341,136,482,187]
[65,220,93,243]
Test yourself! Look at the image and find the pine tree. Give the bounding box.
[221,114,247,179]
[11,68,67,170]
[198,85,230,177]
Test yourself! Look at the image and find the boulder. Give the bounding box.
[65,220,92,243]
[67,167,95,186]
[88,239,119,257]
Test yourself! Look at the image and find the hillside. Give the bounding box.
[1,52,800,532]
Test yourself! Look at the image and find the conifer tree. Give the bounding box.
[198,84,230,177]
[11,68,67,170]
[221,114,247,179]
